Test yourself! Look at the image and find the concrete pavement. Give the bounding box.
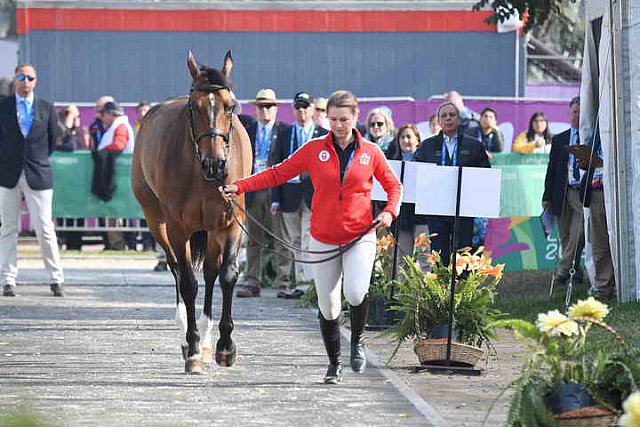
[0,256,447,426]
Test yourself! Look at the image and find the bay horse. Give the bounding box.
[132,50,252,373]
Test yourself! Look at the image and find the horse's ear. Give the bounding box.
[221,50,233,78]
[187,50,200,79]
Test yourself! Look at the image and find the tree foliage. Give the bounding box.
[472,0,577,33]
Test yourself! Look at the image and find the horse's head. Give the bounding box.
[186,50,238,182]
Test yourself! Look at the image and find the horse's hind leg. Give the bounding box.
[198,241,221,367]
[216,227,242,367]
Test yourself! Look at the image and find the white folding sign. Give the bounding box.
[413,164,501,218]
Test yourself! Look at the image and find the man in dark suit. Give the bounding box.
[412,102,491,266]
[542,97,585,286]
[0,64,65,297]
[270,92,328,296]
[236,89,288,298]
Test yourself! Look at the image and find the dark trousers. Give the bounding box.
[424,217,474,266]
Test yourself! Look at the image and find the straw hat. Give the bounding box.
[250,88,281,105]
[315,97,328,110]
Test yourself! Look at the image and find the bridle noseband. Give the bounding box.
[187,82,235,182]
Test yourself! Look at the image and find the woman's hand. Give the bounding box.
[218,184,238,201]
[375,211,393,229]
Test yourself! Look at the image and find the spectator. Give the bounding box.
[412,102,491,266]
[0,77,14,98]
[97,101,134,153]
[464,107,504,157]
[312,97,329,130]
[89,95,114,151]
[387,124,422,270]
[94,101,135,251]
[269,92,328,299]
[444,90,479,130]
[578,129,615,301]
[512,112,552,154]
[543,97,585,286]
[364,107,396,153]
[56,104,89,250]
[56,104,88,151]
[386,123,421,160]
[0,64,65,297]
[220,89,402,384]
[235,88,288,298]
[134,101,151,134]
[428,113,442,137]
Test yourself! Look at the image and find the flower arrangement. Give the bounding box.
[370,233,396,299]
[387,235,505,361]
[495,298,640,426]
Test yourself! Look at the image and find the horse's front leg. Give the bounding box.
[172,234,202,374]
[199,242,220,368]
[216,230,242,367]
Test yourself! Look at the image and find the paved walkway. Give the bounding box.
[0,257,448,426]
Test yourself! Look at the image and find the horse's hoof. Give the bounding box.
[215,348,237,367]
[202,347,213,366]
[185,357,203,374]
[181,345,189,361]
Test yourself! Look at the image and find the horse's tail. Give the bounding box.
[189,230,207,271]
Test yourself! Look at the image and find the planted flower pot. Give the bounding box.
[366,294,392,329]
[429,324,463,341]
[547,383,595,414]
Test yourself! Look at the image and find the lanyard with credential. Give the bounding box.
[289,124,315,155]
[341,141,357,185]
[478,128,494,152]
[440,138,458,166]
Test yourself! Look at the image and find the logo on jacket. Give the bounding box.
[318,150,330,162]
[358,153,371,165]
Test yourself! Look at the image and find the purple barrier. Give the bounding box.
[73,96,578,152]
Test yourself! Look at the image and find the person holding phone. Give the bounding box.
[542,97,585,286]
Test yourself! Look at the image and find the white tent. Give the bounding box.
[580,0,640,301]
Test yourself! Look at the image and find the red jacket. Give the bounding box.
[235,130,402,245]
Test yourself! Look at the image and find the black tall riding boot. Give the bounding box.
[319,314,342,384]
[350,293,369,373]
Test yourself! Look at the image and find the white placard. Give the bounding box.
[414,164,458,215]
[459,167,502,218]
[414,164,502,218]
[371,160,402,202]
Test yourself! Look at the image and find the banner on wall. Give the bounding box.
[486,217,561,271]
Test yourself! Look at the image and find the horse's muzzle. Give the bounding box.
[201,157,227,182]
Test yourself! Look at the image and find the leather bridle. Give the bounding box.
[187,82,234,181]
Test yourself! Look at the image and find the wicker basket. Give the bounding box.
[555,406,617,427]
[414,338,484,367]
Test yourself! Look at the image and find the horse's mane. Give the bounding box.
[201,65,235,90]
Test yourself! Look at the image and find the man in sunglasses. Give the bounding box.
[235,88,287,298]
[0,64,65,297]
[269,92,328,299]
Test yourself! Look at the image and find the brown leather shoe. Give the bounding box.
[3,284,17,297]
[153,261,168,272]
[50,283,64,297]
[236,286,261,298]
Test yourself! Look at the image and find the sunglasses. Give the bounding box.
[294,104,310,110]
[257,104,276,109]
[16,74,36,82]
[316,108,326,113]
[369,121,385,128]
